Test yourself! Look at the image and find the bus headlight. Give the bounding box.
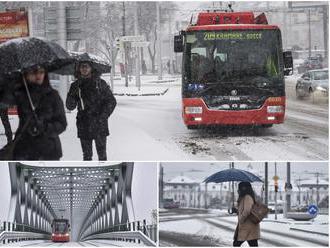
[267,106,283,113]
[185,106,203,114]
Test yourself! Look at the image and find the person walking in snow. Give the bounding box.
[233,182,260,247]
[66,61,116,161]
[11,65,67,160]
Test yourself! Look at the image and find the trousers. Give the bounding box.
[0,109,12,143]
[80,136,107,161]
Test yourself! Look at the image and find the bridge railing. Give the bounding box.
[81,220,157,246]
[0,221,51,244]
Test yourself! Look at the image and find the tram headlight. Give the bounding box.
[185,106,203,114]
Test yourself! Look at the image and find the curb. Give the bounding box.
[114,88,169,97]
[146,79,177,84]
[289,227,328,237]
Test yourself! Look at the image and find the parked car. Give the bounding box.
[297,57,323,74]
[163,198,180,209]
[296,69,328,98]
[268,201,284,213]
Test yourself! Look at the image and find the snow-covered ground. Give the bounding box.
[4,239,147,247]
[159,208,329,247]
[0,74,327,161]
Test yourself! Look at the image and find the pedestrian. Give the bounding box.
[142,60,147,75]
[233,182,260,247]
[167,60,171,74]
[120,62,125,77]
[66,61,116,161]
[0,107,12,144]
[11,65,67,160]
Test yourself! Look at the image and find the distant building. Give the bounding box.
[164,172,329,209]
[164,175,200,207]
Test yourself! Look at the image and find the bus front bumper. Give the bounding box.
[182,97,285,126]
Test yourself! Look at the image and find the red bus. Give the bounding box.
[174,11,293,129]
[51,219,70,242]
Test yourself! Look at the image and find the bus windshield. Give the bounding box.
[183,30,283,86]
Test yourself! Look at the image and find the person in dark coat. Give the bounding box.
[0,107,12,143]
[66,61,116,161]
[12,65,67,160]
[233,182,260,247]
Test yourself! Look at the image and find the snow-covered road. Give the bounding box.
[1,75,328,161]
[159,208,329,247]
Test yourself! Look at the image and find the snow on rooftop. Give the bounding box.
[168,175,198,184]
[300,178,329,186]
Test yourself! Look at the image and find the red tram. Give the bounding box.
[51,219,70,242]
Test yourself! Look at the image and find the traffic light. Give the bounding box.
[115,38,121,50]
[274,180,278,192]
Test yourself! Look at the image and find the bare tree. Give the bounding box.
[137,2,177,73]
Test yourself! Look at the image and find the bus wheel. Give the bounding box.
[261,124,273,128]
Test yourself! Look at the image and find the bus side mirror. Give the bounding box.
[174,34,183,53]
[283,51,293,76]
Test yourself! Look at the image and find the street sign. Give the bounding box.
[0,10,29,43]
[120,35,145,42]
[131,41,150,47]
[307,204,318,217]
[45,6,82,41]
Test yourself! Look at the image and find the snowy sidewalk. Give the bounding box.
[61,109,190,161]
[160,210,329,247]
[264,213,329,236]
[108,74,181,96]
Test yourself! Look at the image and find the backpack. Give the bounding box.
[248,201,269,224]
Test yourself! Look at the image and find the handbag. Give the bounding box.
[0,115,34,160]
[248,201,269,224]
[0,79,44,160]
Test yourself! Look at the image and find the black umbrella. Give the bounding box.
[0,37,72,75]
[53,51,111,75]
[204,168,263,183]
[0,37,72,116]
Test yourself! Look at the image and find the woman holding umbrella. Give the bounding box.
[233,182,260,247]
[10,65,67,160]
[0,37,70,160]
[204,168,263,247]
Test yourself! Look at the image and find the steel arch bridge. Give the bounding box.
[0,162,157,246]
